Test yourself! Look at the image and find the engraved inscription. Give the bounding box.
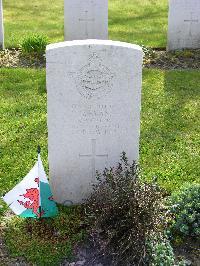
[75,53,115,99]
[72,104,112,123]
[71,104,129,136]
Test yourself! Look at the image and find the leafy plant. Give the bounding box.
[141,44,156,62]
[20,34,48,56]
[85,152,167,266]
[147,234,174,266]
[147,233,185,266]
[169,183,200,238]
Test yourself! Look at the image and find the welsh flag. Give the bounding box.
[2,153,58,218]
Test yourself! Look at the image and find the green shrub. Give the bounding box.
[147,233,186,266]
[147,234,175,266]
[85,152,167,266]
[20,34,48,56]
[169,183,200,238]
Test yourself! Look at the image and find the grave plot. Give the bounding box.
[0,0,199,265]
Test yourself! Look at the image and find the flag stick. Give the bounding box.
[37,146,42,220]
[37,145,41,155]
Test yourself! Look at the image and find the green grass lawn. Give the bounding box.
[140,70,200,191]
[3,0,168,48]
[1,68,199,199]
[0,67,199,264]
[1,1,199,264]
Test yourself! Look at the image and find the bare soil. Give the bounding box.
[0,49,45,69]
[174,238,200,266]
[1,48,200,70]
[144,48,200,70]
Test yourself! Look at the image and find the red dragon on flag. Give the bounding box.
[2,148,58,219]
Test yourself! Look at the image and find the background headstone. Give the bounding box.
[167,0,200,50]
[64,0,108,40]
[0,0,4,49]
[46,40,143,204]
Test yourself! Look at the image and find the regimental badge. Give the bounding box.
[75,53,115,100]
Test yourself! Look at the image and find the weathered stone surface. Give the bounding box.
[0,0,4,49]
[168,0,200,50]
[64,0,108,40]
[46,40,143,204]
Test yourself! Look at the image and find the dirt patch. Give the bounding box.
[144,48,200,70]
[1,48,200,70]
[61,238,111,266]
[0,49,45,68]
[61,236,200,266]
[174,238,200,266]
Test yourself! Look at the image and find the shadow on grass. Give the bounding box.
[162,71,200,186]
[0,68,46,94]
[109,8,167,26]
[108,4,168,47]
[141,71,200,191]
[141,70,200,191]
[163,71,199,137]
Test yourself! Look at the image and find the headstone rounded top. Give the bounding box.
[46,37,143,204]
[46,40,143,53]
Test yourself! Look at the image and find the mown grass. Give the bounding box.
[0,68,199,263]
[0,68,47,218]
[140,70,200,191]
[0,68,199,199]
[3,0,168,48]
[109,0,168,47]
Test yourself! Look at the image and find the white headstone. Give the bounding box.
[0,0,4,49]
[64,0,108,41]
[167,0,200,50]
[46,40,143,204]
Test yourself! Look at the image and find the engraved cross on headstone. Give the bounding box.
[79,139,108,179]
[79,11,95,37]
[184,12,198,36]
